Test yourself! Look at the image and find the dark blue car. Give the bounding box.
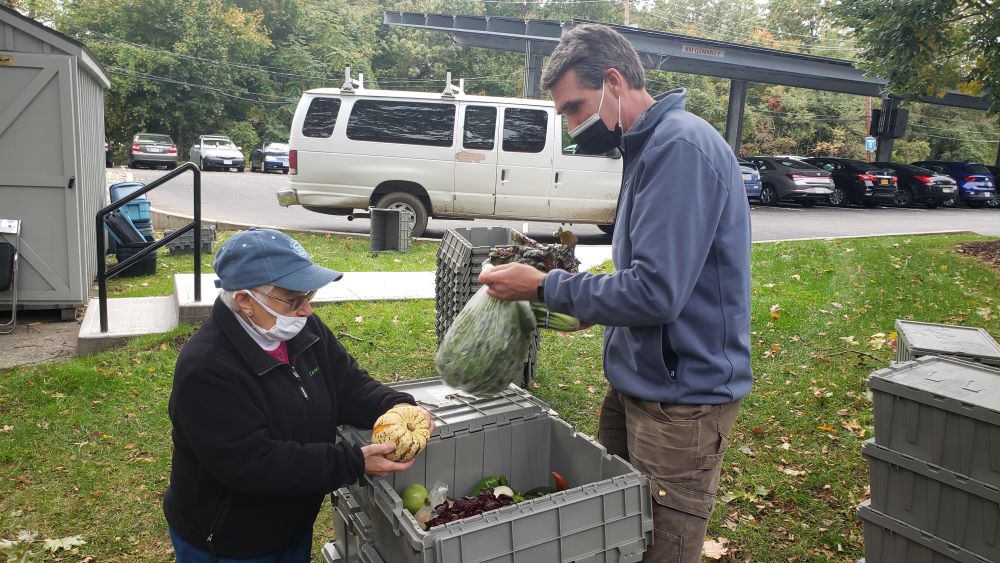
[738,159,762,200]
[911,160,996,208]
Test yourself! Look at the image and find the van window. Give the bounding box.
[503,108,548,153]
[347,100,455,147]
[302,97,342,138]
[463,106,496,150]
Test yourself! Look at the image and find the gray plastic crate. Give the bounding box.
[435,227,540,388]
[335,378,652,563]
[864,440,1000,561]
[857,501,989,563]
[164,226,216,255]
[895,320,1000,367]
[868,356,1000,486]
[370,208,414,253]
[326,488,385,563]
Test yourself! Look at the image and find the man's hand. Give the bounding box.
[361,442,414,477]
[478,263,547,301]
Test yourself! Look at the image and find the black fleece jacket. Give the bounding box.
[163,299,415,558]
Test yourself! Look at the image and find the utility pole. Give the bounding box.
[624,0,630,26]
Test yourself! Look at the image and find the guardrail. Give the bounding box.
[95,162,201,332]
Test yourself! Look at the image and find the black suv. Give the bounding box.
[803,157,897,207]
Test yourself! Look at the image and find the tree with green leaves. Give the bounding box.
[830,0,999,114]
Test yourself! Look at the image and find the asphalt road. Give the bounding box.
[130,167,1000,243]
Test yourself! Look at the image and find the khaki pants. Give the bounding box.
[598,387,741,563]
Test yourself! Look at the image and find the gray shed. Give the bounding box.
[0,5,110,318]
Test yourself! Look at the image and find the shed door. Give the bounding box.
[0,52,82,305]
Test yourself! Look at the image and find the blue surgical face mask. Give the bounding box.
[568,81,623,154]
[244,291,307,341]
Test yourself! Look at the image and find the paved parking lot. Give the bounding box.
[131,167,1000,243]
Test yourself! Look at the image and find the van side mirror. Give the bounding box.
[606,148,622,159]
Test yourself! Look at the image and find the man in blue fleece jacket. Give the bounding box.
[480,24,751,562]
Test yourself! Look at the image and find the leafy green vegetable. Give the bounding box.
[436,286,535,396]
[471,475,510,496]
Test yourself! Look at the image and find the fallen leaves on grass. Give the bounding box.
[702,537,729,560]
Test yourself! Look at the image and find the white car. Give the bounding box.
[278,78,621,237]
[190,135,245,172]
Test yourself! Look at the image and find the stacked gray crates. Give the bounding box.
[435,227,540,388]
[325,378,652,563]
[894,319,1000,368]
[858,321,1000,563]
[163,226,217,255]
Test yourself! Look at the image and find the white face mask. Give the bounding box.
[243,290,307,342]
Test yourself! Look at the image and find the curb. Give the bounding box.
[150,207,442,242]
[151,206,974,246]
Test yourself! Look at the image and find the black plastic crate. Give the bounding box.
[865,440,1000,561]
[868,356,1000,486]
[114,242,157,277]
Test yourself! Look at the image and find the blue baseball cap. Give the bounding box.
[213,228,343,291]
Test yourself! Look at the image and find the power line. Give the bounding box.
[915,131,1000,144]
[66,22,523,88]
[107,66,298,104]
[908,122,999,137]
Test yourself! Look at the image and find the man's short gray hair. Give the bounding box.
[219,284,274,311]
[540,23,646,92]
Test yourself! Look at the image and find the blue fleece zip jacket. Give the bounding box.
[544,89,752,404]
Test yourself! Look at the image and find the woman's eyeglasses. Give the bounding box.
[252,289,317,311]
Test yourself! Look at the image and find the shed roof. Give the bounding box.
[0,5,110,88]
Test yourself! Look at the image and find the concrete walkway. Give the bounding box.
[76,246,615,355]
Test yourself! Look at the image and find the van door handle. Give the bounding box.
[67,176,75,190]
[501,169,508,183]
[554,172,560,184]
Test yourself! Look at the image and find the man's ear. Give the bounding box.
[605,67,627,97]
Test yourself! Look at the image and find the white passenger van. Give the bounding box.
[278,73,621,237]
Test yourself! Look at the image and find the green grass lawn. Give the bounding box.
[2,233,999,562]
[105,231,439,298]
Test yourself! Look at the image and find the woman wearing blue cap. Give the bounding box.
[163,228,432,562]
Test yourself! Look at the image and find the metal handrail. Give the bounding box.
[95,162,201,332]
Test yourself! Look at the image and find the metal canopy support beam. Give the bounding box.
[524,41,544,99]
[384,11,992,112]
[996,139,1000,167]
[725,79,748,153]
[875,98,899,162]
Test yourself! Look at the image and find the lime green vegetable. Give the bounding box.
[530,301,581,331]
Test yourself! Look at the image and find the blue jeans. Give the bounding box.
[168,526,312,563]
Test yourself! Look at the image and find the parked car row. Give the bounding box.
[114,132,290,174]
[741,157,994,209]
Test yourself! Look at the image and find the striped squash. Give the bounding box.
[372,405,431,462]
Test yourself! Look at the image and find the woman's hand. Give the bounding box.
[361,442,414,477]
[395,403,435,435]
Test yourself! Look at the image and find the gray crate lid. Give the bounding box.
[867,356,1000,426]
[383,377,553,438]
[895,320,1000,363]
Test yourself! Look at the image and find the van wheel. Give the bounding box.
[375,192,428,237]
[597,224,614,236]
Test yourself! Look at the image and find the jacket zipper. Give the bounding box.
[205,490,232,563]
[290,366,310,400]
